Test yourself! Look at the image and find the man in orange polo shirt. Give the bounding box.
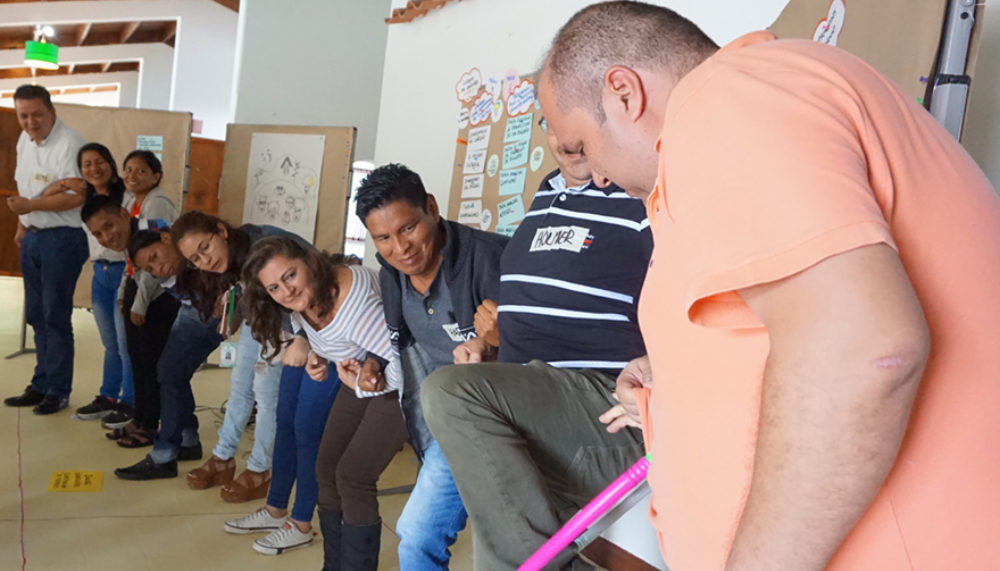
[540,2,1000,570]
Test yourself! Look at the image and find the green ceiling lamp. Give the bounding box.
[25,26,59,71]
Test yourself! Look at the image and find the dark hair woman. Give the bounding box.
[51,143,136,426]
[236,235,407,566]
[122,149,176,223]
[170,210,290,504]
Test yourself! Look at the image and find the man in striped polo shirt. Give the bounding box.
[422,126,652,569]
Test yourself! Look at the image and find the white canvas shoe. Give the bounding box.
[224,507,288,534]
[252,522,315,555]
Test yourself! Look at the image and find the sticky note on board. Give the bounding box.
[462,174,484,198]
[136,135,163,151]
[504,113,533,145]
[463,148,487,174]
[495,224,518,237]
[497,195,525,227]
[498,168,526,196]
[502,142,529,169]
[467,125,491,151]
[48,470,103,492]
[458,200,482,224]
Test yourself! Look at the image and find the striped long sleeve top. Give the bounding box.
[290,265,400,396]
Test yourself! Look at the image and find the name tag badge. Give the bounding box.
[442,323,466,343]
[218,341,237,368]
[530,225,590,253]
[33,172,52,184]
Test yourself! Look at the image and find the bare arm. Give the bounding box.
[726,243,929,570]
[7,188,85,214]
[40,178,85,198]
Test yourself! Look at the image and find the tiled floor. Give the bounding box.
[0,276,474,570]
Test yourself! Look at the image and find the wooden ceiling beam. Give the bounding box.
[67,63,75,74]
[76,22,91,46]
[162,20,177,44]
[119,21,140,44]
[101,62,112,73]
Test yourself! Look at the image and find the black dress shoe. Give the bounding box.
[33,394,69,415]
[114,455,178,481]
[5,385,45,407]
[178,442,203,461]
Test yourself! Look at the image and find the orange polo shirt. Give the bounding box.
[638,32,1000,570]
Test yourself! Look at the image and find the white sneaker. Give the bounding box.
[252,522,315,555]
[224,507,288,534]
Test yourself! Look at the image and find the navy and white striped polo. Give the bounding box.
[497,169,652,376]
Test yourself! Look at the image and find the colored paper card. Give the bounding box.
[463,148,487,174]
[467,125,491,151]
[497,195,525,227]
[136,135,163,151]
[495,224,518,237]
[504,113,533,145]
[48,470,103,492]
[462,174,484,198]
[502,141,529,169]
[498,167,527,196]
[458,200,482,224]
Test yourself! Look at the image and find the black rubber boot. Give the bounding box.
[341,519,381,571]
[318,509,343,571]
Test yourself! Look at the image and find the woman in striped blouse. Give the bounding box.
[241,235,408,569]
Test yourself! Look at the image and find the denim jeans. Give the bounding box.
[267,364,339,522]
[151,304,222,463]
[396,440,469,570]
[21,227,88,397]
[211,321,281,473]
[91,260,134,405]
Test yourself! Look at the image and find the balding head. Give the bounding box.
[542,1,717,121]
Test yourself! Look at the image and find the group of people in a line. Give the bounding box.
[6,2,999,570]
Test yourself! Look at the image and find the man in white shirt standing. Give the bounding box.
[4,84,89,415]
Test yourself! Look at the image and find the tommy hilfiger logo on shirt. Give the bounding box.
[529,225,591,253]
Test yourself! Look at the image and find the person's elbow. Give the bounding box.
[870,320,930,404]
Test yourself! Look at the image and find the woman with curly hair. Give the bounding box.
[232,235,406,567]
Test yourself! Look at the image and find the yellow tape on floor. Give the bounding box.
[47,470,103,492]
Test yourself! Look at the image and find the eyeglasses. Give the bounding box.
[186,232,219,269]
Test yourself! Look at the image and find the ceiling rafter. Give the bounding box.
[119,21,141,44]
[76,22,91,46]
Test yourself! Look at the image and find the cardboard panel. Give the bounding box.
[55,103,192,209]
[218,124,356,254]
[448,72,557,235]
[769,0,950,105]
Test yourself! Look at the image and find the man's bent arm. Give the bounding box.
[727,243,929,571]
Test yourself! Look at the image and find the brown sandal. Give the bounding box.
[105,420,140,441]
[220,468,271,503]
[116,428,156,448]
[185,455,235,490]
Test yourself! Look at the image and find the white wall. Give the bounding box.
[963,5,1000,189]
[0,0,238,139]
[231,0,392,160]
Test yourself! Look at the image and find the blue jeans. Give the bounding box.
[91,260,134,405]
[268,364,338,522]
[151,304,222,463]
[21,227,88,397]
[211,321,282,472]
[396,440,469,570]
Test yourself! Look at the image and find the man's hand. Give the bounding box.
[283,336,310,367]
[337,357,385,392]
[13,223,25,248]
[599,355,652,433]
[7,196,34,215]
[305,351,329,382]
[130,311,146,326]
[453,336,497,364]
[474,298,500,346]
